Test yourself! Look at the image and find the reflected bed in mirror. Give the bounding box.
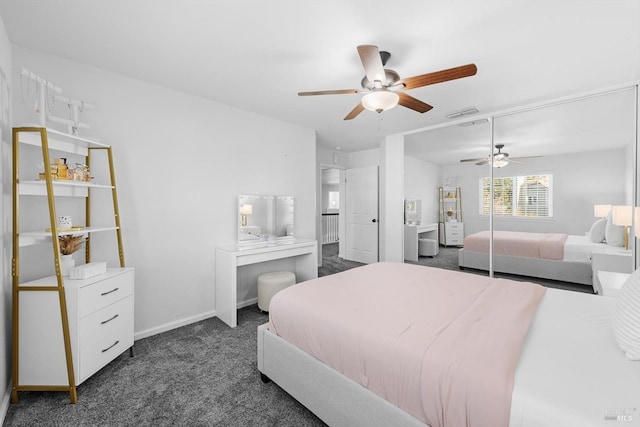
[238,195,294,246]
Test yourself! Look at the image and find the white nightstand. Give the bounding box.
[595,270,630,297]
[591,251,632,293]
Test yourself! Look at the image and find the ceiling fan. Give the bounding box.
[460,144,542,168]
[298,45,477,120]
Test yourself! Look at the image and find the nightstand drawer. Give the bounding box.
[446,223,464,231]
[78,270,134,318]
[79,296,134,381]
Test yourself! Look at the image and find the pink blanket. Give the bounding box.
[268,262,545,427]
[464,230,568,260]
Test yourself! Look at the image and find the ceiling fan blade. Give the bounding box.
[357,45,386,85]
[344,102,365,120]
[397,92,433,113]
[401,64,478,90]
[460,157,488,163]
[298,89,360,96]
[475,159,489,166]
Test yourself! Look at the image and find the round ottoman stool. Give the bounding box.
[257,271,296,312]
[418,238,439,257]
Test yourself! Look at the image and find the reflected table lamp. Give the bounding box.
[612,205,632,250]
[240,204,253,227]
[594,204,612,218]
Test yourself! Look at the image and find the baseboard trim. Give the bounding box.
[134,310,217,340]
[134,301,259,341]
[237,297,257,309]
[0,381,12,425]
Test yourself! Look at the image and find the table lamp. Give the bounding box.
[240,204,253,227]
[594,204,612,218]
[612,205,632,250]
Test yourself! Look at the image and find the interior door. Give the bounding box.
[345,166,379,263]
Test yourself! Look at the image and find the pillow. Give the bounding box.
[588,218,607,243]
[605,212,625,247]
[612,269,640,360]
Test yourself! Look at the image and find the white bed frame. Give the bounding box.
[257,324,426,427]
[457,249,593,286]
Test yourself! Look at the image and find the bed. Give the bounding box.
[458,230,630,285]
[257,262,640,427]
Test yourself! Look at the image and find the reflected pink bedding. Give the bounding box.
[268,262,545,427]
[463,230,568,260]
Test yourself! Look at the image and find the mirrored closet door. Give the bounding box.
[404,117,492,273]
[491,86,637,291]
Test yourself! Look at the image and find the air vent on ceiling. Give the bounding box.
[459,118,489,127]
[446,107,479,119]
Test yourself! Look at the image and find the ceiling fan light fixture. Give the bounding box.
[361,90,399,113]
[493,159,509,168]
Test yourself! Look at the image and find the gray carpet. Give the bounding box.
[4,307,325,426]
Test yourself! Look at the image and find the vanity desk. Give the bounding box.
[404,223,439,262]
[216,239,317,327]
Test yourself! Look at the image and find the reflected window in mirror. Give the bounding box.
[480,174,552,218]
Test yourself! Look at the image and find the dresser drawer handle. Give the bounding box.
[101,287,119,296]
[101,340,120,353]
[100,314,119,325]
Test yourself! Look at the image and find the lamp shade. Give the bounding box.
[594,204,612,218]
[612,205,632,226]
[240,204,253,215]
[361,90,399,113]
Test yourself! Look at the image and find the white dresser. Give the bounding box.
[18,268,134,386]
[439,222,464,246]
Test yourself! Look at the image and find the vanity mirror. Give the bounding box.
[238,195,295,245]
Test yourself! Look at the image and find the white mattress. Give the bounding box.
[510,288,640,427]
[562,235,629,263]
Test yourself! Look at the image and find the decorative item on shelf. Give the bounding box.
[68,261,107,280]
[58,234,85,277]
[55,158,68,180]
[46,226,85,232]
[59,234,84,255]
[58,215,72,228]
[37,158,69,181]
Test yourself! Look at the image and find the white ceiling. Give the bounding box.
[1,1,639,157]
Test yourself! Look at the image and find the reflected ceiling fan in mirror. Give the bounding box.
[460,144,542,168]
[298,45,478,120]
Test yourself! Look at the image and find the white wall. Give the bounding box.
[441,148,627,236]
[0,13,12,421]
[380,135,404,262]
[10,47,317,338]
[348,148,379,168]
[404,156,441,224]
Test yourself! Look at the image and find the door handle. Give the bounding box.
[372,219,377,223]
